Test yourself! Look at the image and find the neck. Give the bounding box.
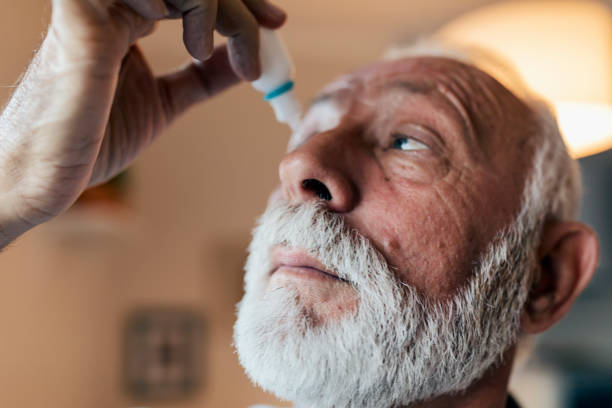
[404,347,517,408]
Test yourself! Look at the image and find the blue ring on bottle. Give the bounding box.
[264,80,294,101]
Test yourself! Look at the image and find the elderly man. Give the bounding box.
[0,1,599,408]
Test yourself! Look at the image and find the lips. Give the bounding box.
[270,246,349,283]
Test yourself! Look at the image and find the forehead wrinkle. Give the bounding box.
[432,61,520,160]
[386,57,516,159]
[469,71,536,161]
[434,81,479,154]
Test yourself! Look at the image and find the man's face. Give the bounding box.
[276,56,536,309]
[234,57,541,407]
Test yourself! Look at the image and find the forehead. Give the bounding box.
[357,56,488,84]
[314,56,537,160]
[322,57,503,102]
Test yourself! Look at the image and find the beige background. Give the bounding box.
[0,1,572,407]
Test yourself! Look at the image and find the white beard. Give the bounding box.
[234,201,536,408]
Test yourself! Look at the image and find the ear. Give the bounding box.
[522,221,599,334]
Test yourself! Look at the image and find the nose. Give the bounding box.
[278,130,359,213]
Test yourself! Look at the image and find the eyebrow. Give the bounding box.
[385,80,436,95]
[307,92,338,110]
[382,79,478,151]
[309,79,436,108]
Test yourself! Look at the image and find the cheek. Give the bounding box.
[349,186,477,297]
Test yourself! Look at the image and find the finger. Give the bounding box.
[216,0,261,80]
[121,0,169,19]
[242,0,286,29]
[108,3,158,45]
[156,45,241,120]
[180,0,218,61]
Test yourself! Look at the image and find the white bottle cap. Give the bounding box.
[252,28,302,133]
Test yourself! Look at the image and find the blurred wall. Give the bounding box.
[1,1,600,408]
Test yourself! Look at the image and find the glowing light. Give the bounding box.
[437,0,612,158]
[555,102,612,158]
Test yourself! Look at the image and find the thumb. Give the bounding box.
[156,45,242,121]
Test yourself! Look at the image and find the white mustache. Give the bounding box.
[244,200,409,299]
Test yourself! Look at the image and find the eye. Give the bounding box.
[390,133,429,151]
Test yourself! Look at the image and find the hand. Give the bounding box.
[0,0,286,245]
[51,0,287,79]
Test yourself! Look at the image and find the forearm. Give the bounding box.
[0,30,120,247]
[0,30,120,150]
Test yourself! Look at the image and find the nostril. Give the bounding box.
[302,179,332,201]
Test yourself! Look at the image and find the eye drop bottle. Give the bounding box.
[251,28,302,132]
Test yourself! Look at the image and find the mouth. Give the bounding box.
[270,246,349,283]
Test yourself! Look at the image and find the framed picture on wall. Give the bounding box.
[123,307,205,402]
